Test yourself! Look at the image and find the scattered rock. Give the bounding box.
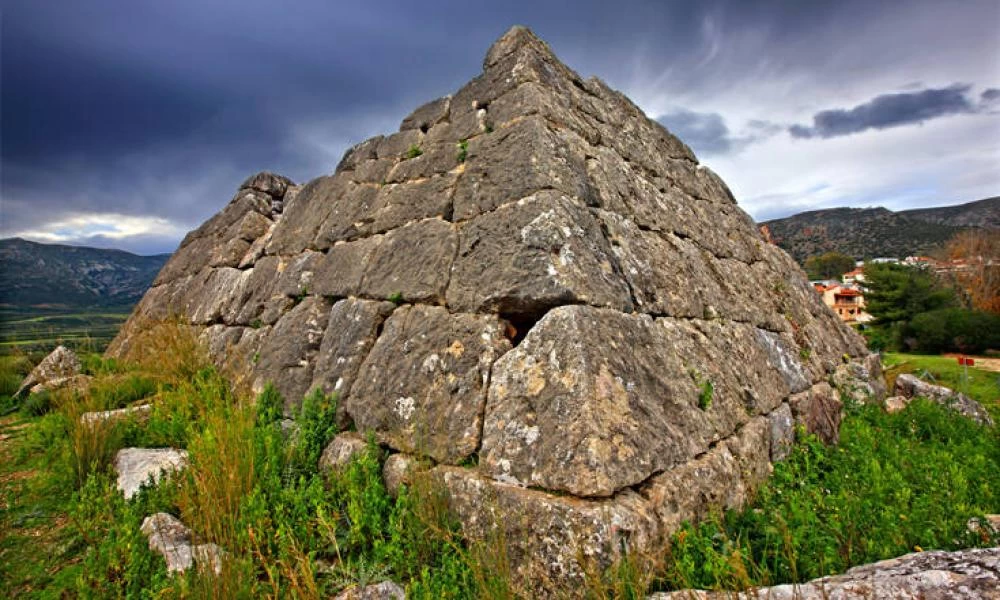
[967,515,1000,537]
[333,581,405,600]
[648,547,1000,599]
[883,395,911,414]
[16,345,83,398]
[114,448,188,499]
[80,403,153,426]
[382,453,424,497]
[141,513,224,575]
[894,373,994,426]
[319,432,367,472]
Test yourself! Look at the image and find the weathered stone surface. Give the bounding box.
[894,373,994,426]
[311,236,383,299]
[241,171,292,198]
[447,192,632,314]
[333,581,406,600]
[23,374,92,398]
[154,187,280,286]
[349,305,511,463]
[832,361,878,405]
[252,296,331,409]
[649,547,1000,600]
[141,513,224,575]
[433,465,660,595]
[311,299,396,420]
[382,453,424,497]
[370,175,455,232]
[115,448,188,499]
[318,432,367,473]
[482,307,810,497]
[17,345,81,398]
[401,96,450,132]
[789,382,843,445]
[452,116,590,220]
[768,403,795,462]
[267,175,352,255]
[358,218,456,304]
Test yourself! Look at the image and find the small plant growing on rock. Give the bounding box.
[249,318,262,330]
[388,291,404,305]
[456,139,469,163]
[405,144,423,159]
[698,380,714,410]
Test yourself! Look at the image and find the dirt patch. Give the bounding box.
[942,354,1000,373]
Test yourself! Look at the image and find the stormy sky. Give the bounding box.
[2,0,998,255]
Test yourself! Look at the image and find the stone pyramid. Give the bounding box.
[109,26,883,593]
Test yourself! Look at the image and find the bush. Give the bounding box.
[909,308,1000,354]
[657,399,1000,592]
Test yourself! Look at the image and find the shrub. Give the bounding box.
[909,307,1000,354]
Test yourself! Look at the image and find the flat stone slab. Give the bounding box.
[80,403,153,426]
[141,512,224,574]
[114,448,188,499]
[648,547,1000,599]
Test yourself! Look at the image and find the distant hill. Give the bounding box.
[0,238,170,309]
[761,196,999,263]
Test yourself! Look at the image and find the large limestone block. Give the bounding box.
[311,236,383,299]
[311,298,397,418]
[641,416,771,534]
[451,116,590,220]
[357,218,457,304]
[369,174,456,232]
[253,296,331,409]
[267,175,357,255]
[482,306,807,497]
[432,465,661,595]
[481,306,707,497]
[348,305,511,464]
[447,192,632,314]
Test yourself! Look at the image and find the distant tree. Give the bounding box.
[909,308,1000,354]
[804,252,856,280]
[940,230,1000,314]
[864,262,956,326]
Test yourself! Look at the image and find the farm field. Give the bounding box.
[0,307,132,356]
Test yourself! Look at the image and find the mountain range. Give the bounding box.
[762,196,999,263]
[0,238,170,309]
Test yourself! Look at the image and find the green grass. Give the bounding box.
[883,352,1000,419]
[654,399,1000,592]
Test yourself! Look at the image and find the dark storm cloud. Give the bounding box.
[1,0,726,252]
[789,84,978,139]
[656,111,780,156]
[2,0,998,252]
[983,89,1000,101]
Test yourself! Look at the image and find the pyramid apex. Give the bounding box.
[484,25,551,69]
